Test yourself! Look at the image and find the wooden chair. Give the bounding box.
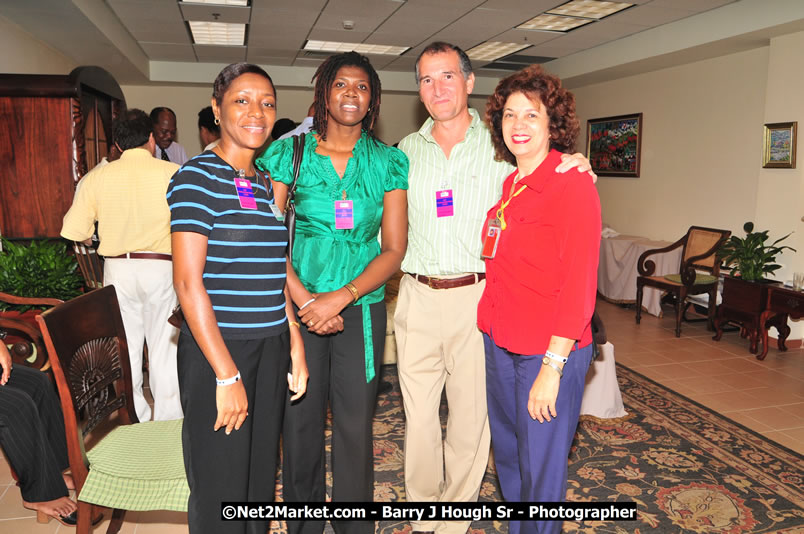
[0,291,63,370]
[73,242,104,290]
[635,226,731,337]
[36,286,188,534]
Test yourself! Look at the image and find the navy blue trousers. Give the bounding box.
[484,334,593,534]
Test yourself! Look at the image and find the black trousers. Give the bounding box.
[178,331,290,534]
[283,302,385,534]
[0,365,69,502]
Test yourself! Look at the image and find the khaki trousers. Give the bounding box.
[394,274,491,534]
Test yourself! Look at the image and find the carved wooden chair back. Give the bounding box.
[36,286,189,533]
[35,286,137,491]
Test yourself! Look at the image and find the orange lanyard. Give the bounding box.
[495,177,527,230]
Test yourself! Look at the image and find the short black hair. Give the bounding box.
[415,42,473,84]
[149,106,176,124]
[198,106,219,134]
[312,51,381,141]
[271,118,296,140]
[213,63,274,106]
[113,109,153,151]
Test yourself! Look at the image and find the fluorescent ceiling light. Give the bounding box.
[189,21,245,45]
[304,40,409,56]
[547,0,633,20]
[182,0,248,5]
[517,14,594,32]
[466,42,532,62]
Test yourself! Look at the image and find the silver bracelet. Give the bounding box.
[216,371,241,387]
[541,358,563,378]
[545,350,568,363]
[299,298,316,310]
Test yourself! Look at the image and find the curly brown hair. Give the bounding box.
[485,65,579,166]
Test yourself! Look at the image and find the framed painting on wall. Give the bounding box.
[586,113,643,177]
[763,122,797,168]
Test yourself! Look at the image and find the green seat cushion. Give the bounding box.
[664,273,717,285]
[79,418,189,511]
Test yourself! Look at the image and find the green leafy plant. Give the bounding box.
[0,238,84,311]
[717,222,795,281]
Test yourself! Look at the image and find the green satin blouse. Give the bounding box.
[256,131,409,380]
[258,131,408,298]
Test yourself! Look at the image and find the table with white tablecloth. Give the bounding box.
[597,235,683,317]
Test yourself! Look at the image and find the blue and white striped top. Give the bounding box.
[166,151,288,340]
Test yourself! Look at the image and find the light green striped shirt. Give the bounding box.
[399,108,513,275]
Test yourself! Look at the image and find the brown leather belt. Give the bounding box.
[107,252,172,261]
[408,272,485,289]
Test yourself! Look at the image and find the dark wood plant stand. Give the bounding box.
[713,276,786,357]
[757,286,804,360]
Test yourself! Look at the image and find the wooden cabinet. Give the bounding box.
[757,286,804,360]
[0,67,125,239]
[713,276,785,358]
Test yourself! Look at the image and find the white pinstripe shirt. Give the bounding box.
[399,109,513,276]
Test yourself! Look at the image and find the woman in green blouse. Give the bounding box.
[257,52,408,534]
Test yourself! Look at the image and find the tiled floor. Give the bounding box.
[1,298,802,532]
[596,298,804,454]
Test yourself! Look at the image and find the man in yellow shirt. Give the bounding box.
[61,109,182,422]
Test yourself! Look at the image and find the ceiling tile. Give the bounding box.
[492,28,563,47]
[549,19,649,48]
[306,29,373,42]
[523,39,586,59]
[245,53,294,66]
[608,4,699,26]
[140,42,197,61]
[179,4,251,23]
[312,0,403,34]
[193,44,247,62]
[647,0,736,12]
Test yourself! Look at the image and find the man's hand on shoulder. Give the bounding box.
[556,152,597,184]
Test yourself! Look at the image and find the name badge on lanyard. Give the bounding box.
[235,178,258,210]
[481,218,502,259]
[334,200,354,229]
[436,189,454,217]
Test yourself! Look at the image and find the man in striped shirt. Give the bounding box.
[394,42,594,534]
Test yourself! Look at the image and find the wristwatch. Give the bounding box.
[542,357,563,378]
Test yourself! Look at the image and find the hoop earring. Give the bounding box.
[214,117,220,125]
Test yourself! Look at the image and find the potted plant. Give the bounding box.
[718,221,794,281]
[0,238,84,313]
[713,222,795,352]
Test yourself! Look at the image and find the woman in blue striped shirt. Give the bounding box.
[168,63,308,534]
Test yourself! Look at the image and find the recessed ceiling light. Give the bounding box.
[517,14,594,32]
[465,42,532,62]
[181,0,249,6]
[304,40,409,56]
[547,0,633,20]
[188,21,245,45]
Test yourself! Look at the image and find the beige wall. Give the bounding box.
[572,47,769,243]
[754,31,804,284]
[0,14,77,74]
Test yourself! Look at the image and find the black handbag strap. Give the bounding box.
[287,133,305,209]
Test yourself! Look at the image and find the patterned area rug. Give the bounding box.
[273,363,804,534]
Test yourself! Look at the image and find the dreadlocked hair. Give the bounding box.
[311,51,381,142]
